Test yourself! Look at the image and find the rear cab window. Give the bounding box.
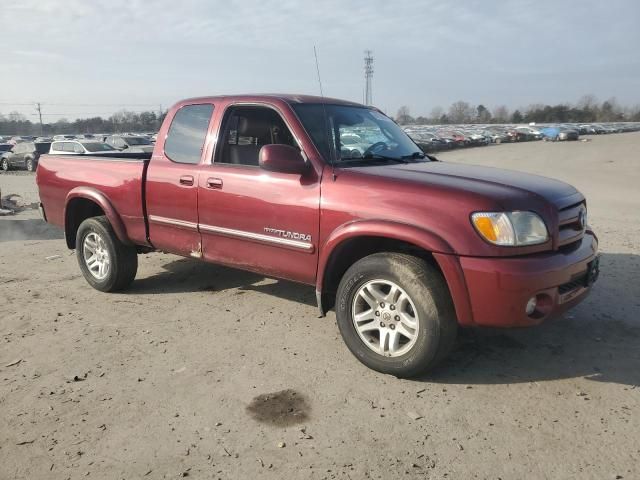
[164,104,214,164]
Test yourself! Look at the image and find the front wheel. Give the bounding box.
[76,216,138,292]
[26,157,34,172]
[335,253,457,378]
[1,158,9,171]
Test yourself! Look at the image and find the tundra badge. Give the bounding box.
[264,227,311,242]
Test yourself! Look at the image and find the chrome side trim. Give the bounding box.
[148,214,198,231]
[199,223,314,252]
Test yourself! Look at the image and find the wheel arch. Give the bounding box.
[64,187,131,249]
[316,220,455,316]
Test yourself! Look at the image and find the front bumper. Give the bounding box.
[457,232,598,327]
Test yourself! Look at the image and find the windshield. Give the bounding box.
[83,142,117,152]
[292,104,426,165]
[124,136,151,146]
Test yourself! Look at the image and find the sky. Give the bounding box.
[1,0,639,121]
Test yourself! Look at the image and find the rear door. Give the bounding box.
[145,103,215,256]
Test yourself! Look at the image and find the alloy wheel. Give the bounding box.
[82,232,110,280]
[352,279,420,357]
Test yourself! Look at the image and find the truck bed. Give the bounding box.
[36,154,151,246]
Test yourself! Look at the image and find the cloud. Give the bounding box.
[1,0,638,118]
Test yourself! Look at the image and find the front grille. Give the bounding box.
[557,201,586,247]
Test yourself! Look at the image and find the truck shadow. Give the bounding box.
[0,218,64,242]
[127,257,317,307]
[422,252,640,387]
[128,252,640,387]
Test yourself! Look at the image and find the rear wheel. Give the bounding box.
[76,216,138,292]
[335,253,457,378]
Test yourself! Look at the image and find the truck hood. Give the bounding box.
[349,160,582,209]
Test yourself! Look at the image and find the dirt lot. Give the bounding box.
[1,134,639,480]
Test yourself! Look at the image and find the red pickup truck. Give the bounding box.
[36,94,599,377]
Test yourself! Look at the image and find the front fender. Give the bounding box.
[65,187,131,246]
[316,219,454,295]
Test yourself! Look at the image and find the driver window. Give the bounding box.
[216,106,296,166]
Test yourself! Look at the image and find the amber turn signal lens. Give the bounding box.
[472,216,498,242]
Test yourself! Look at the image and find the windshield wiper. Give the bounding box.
[358,153,409,164]
[399,151,428,160]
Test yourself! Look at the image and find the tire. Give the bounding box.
[1,158,9,171]
[335,252,457,378]
[76,216,138,292]
[26,157,34,172]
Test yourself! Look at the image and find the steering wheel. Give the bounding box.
[363,141,388,156]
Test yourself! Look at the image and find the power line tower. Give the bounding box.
[364,50,374,106]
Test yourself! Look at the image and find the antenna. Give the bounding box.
[313,45,337,180]
[313,46,324,97]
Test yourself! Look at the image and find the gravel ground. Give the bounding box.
[1,133,639,479]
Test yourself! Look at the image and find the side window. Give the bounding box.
[164,104,214,164]
[216,106,296,166]
[73,143,85,153]
[52,142,63,152]
[62,142,76,152]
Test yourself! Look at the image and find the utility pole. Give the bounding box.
[364,50,374,106]
[35,102,44,135]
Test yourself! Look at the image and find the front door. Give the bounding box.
[145,103,215,257]
[197,104,320,285]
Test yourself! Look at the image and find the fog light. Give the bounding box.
[525,297,537,316]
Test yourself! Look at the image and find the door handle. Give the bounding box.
[206,177,223,189]
[179,175,194,186]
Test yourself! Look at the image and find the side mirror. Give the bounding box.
[259,144,307,174]
[121,144,128,150]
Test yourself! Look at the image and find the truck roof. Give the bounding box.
[177,94,364,107]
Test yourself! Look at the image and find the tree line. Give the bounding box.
[3,95,640,136]
[395,95,640,125]
[0,110,167,136]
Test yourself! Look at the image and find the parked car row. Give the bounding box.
[0,133,158,171]
[2,121,640,171]
[404,122,640,153]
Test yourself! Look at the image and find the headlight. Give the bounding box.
[471,211,549,246]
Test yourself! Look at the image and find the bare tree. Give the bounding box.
[429,106,444,124]
[448,101,474,124]
[492,105,510,123]
[396,106,414,125]
[576,94,598,111]
[598,97,622,122]
[7,111,27,122]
